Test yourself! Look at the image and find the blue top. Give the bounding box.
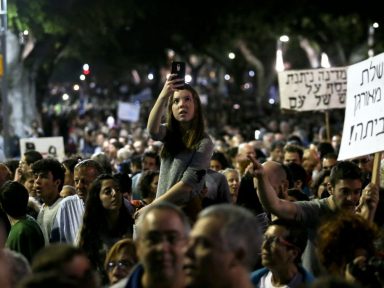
[251,266,315,287]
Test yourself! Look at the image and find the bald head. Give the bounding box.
[262,161,289,199]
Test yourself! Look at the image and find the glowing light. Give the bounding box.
[185,75,192,83]
[228,52,236,59]
[269,98,275,104]
[275,50,284,72]
[80,74,86,81]
[224,74,231,81]
[321,53,331,68]
[23,30,29,36]
[147,73,154,80]
[233,104,240,109]
[73,84,80,91]
[62,93,69,101]
[248,70,255,77]
[279,35,289,42]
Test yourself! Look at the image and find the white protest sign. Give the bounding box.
[20,137,65,162]
[117,101,140,122]
[338,53,384,160]
[278,67,347,111]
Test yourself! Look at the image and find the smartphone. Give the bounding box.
[171,61,186,81]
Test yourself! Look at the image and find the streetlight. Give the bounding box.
[368,22,379,57]
[275,35,289,72]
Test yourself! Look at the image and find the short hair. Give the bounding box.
[0,181,29,218]
[270,140,286,151]
[90,153,112,174]
[62,157,81,173]
[3,249,31,287]
[329,161,362,187]
[220,168,240,179]
[23,151,43,165]
[269,219,308,263]
[198,204,262,269]
[31,158,65,191]
[74,159,104,175]
[135,201,190,239]
[142,151,160,168]
[104,238,138,272]
[284,144,304,160]
[31,243,87,274]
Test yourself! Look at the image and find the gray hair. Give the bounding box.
[3,248,31,287]
[198,204,262,269]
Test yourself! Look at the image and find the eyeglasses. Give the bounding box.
[263,235,297,249]
[106,260,133,271]
[143,231,185,246]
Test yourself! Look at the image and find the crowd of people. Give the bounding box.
[0,75,383,287]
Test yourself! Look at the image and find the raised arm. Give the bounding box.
[248,156,298,220]
[147,74,184,136]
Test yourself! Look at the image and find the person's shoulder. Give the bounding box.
[60,194,80,205]
[109,277,128,288]
[250,267,269,284]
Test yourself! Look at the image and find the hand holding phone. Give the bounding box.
[171,61,186,86]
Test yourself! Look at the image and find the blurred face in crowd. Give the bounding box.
[284,152,301,165]
[136,209,187,284]
[270,147,284,163]
[351,156,372,174]
[34,171,61,206]
[150,175,159,195]
[322,157,337,171]
[142,156,157,171]
[328,179,362,212]
[184,216,234,288]
[261,225,298,269]
[74,167,100,202]
[99,179,122,211]
[210,160,223,172]
[225,171,240,204]
[107,250,136,285]
[172,90,195,123]
[23,175,36,197]
[18,156,30,174]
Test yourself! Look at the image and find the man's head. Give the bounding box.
[0,181,29,218]
[269,140,285,163]
[141,151,160,172]
[283,144,303,165]
[328,161,362,212]
[135,202,190,285]
[31,243,97,288]
[322,153,338,171]
[31,159,65,206]
[262,161,291,199]
[19,150,43,175]
[261,219,307,270]
[184,204,261,288]
[73,159,103,202]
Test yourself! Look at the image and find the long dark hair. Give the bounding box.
[161,84,206,157]
[78,174,133,270]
